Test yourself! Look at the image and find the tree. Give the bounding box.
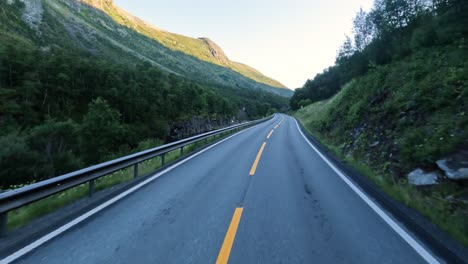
[353,8,375,51]
[371,0,425,35]
[80,98,124,164]
[28,118,82,178]
[0,133,42,188]
[336,35,355,64]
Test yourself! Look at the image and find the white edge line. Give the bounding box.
[0,120,271,264]
[293,119,439,264]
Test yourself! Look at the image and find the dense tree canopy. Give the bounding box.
[0,43,288,188]
[291,0,467,109]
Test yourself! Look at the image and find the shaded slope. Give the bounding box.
[78,0,290,93]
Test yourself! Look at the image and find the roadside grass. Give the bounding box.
[295,101,468,246]
[6,130,235,231]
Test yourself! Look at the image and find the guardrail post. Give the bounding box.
[88,180,95,197]
[0,212,7,236]
[180,146,184,156]
[161,154,165,167]
[205,137,208,144]
[134,163,139,179]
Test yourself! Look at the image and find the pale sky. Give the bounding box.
[114,0,374,88]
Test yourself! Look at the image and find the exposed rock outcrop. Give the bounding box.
[436,150,468,180]
[199,38,230,65]
[408,169,440,186]
[21,0,44,32]
[169,116,238,141]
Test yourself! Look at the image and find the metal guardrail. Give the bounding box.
[0,115,273,235]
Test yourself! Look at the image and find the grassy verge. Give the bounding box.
[6,129,234,231]
[295,102,468,246]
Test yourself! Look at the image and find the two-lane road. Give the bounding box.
[6,114,439,263]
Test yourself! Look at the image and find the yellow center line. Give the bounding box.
[249,142,267,176]
[266,130,274,139]
[216,208,244,264]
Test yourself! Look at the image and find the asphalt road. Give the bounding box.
[8,114,439,264]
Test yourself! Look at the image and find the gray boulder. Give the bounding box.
[408,169,440,186]
[436,159,468,180]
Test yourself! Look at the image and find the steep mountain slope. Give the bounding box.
[4,0,291,96]
[85,0,287,89]
[293,0,467,246]
[295,45,468,245]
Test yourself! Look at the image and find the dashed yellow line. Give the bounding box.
[217,120,286,263]
[249,142,267,176]
[216,208,244,264]
[217,127,275,262]
[267,130,274,139]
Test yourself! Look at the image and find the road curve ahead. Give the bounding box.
[6,114,440,264]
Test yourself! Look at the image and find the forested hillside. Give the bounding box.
[0,1,288,189]
[292,0,466,108]
[2,0,291,96]
[293,0,467,245]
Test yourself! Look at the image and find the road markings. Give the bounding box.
[267,130,274,139]
[216,208,243,264]
[0,122,271,264]
[273,119,283,129]
[249,142,267,176]
[293,119,439,264]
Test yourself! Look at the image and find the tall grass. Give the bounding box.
[295,102,468,246]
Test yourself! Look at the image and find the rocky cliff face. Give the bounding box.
[19,0,44,31]
[169,116,239,141]
[199,37,230,65]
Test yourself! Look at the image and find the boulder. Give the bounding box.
[408,169,440,186]
[436,159,468,180]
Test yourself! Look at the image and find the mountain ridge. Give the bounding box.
[4,0,291,96]
[78,0,288,90]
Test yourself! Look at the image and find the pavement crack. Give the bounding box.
[237,177,253,207]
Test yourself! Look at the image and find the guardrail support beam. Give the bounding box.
[134,163,139,179]
[0,212,6,237]
[161,154,165,167]
[89,180,95,197]
[180,146,184,156]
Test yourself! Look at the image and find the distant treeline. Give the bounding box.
[291,0,467,109]
[0,44,287,188]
